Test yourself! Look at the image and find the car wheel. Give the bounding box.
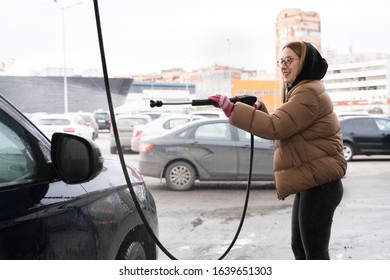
[110,146,117,154]
[165,161,196,191]
[116,241,147,260]
[343,143,354,161]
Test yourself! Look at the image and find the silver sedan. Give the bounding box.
[138,118,274,190]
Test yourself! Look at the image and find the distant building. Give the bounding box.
[0,76,132,113]
[133,68,198,84]
[275,8,321,76]
[323,53,390,113]
[195,65,242,100]
[232,80,281,112]
[114,81,196,115]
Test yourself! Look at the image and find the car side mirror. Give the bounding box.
[51,133,104,184]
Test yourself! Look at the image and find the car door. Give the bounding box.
[187,121,238,180]
[345,118,386,154]
[0,102,94,259]
[235,128,274,180]
[373,118,390,152]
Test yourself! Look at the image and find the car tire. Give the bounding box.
[110,146,117,154]
[343,143,354,162]
[165,161,196,191]
[116,241,147,260]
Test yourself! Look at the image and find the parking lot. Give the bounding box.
[97,132,390,260]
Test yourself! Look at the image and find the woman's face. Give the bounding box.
[279,47,300,86]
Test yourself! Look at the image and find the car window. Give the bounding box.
[194,123,231,140]
[0,112,39,186]
[94,112,110,120]
[237,129,272,143]
[162,118,189,129]
[347,119,378,132]
[375,119,390,131]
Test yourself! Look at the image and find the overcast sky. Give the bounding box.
[1,0,389,76]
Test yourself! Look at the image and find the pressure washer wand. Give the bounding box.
[150,95,257,108]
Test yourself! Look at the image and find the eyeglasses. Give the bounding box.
[277,57,295,68]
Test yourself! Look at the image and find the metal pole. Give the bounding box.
[61,7,68,113]
[53,0,81,113]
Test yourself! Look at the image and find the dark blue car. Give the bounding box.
[0,95,158,259]
[340,115,390,161]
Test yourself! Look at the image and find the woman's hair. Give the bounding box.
[280,41,307,102]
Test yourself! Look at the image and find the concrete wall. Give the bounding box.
[0,76,132,113]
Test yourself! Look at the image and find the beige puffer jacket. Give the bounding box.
[229,80,347,200]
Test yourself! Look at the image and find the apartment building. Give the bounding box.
[275,8,321,59]
[324,53,390,113]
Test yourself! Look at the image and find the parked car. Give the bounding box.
[340,116,390,161]
[0,95,158,259]
[138,118,274,191]
[336,111,370,118]
[93,110,111,130]
[110,114,152,154]
[32,113,96,140]
[70,111,99,139]
[189,110,227,118]
[131,114,205,153]
[137,111,166,120]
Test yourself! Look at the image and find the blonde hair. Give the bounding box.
[280,41,306,102]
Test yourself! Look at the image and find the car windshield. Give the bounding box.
[94,113,109,120]
[162,118,189,129]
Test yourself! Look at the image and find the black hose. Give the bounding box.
[93,0,177,260]
[93,0,253,260]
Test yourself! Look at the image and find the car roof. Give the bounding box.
[138,114,196,125]
[140,118,229,141]
[161,117,228,132]
[189,110,227,118]
[115,114,152,119]
[93,110,110,115]
[339,115,389,121]
[336,111,370,118]
[34,113,74,119]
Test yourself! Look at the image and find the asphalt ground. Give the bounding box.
[96,132,390,260]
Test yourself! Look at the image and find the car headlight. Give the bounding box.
[132,183,147,203]
[126,165,147,202]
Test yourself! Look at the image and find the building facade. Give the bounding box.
[324,53,390,113]
[232,80,282,112]
[275,8,321,77]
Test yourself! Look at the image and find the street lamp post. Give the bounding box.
[60,6,68,113]
[226,38,232,97]
[53,0,81,113]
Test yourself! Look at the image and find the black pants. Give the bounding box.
[291,179,343,260]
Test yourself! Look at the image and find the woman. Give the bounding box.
[208,41,347,260]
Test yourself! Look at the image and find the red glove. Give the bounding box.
[253,101,262,110]
[208,94,234,117]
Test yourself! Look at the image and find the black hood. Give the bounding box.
[290,42,328,89]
